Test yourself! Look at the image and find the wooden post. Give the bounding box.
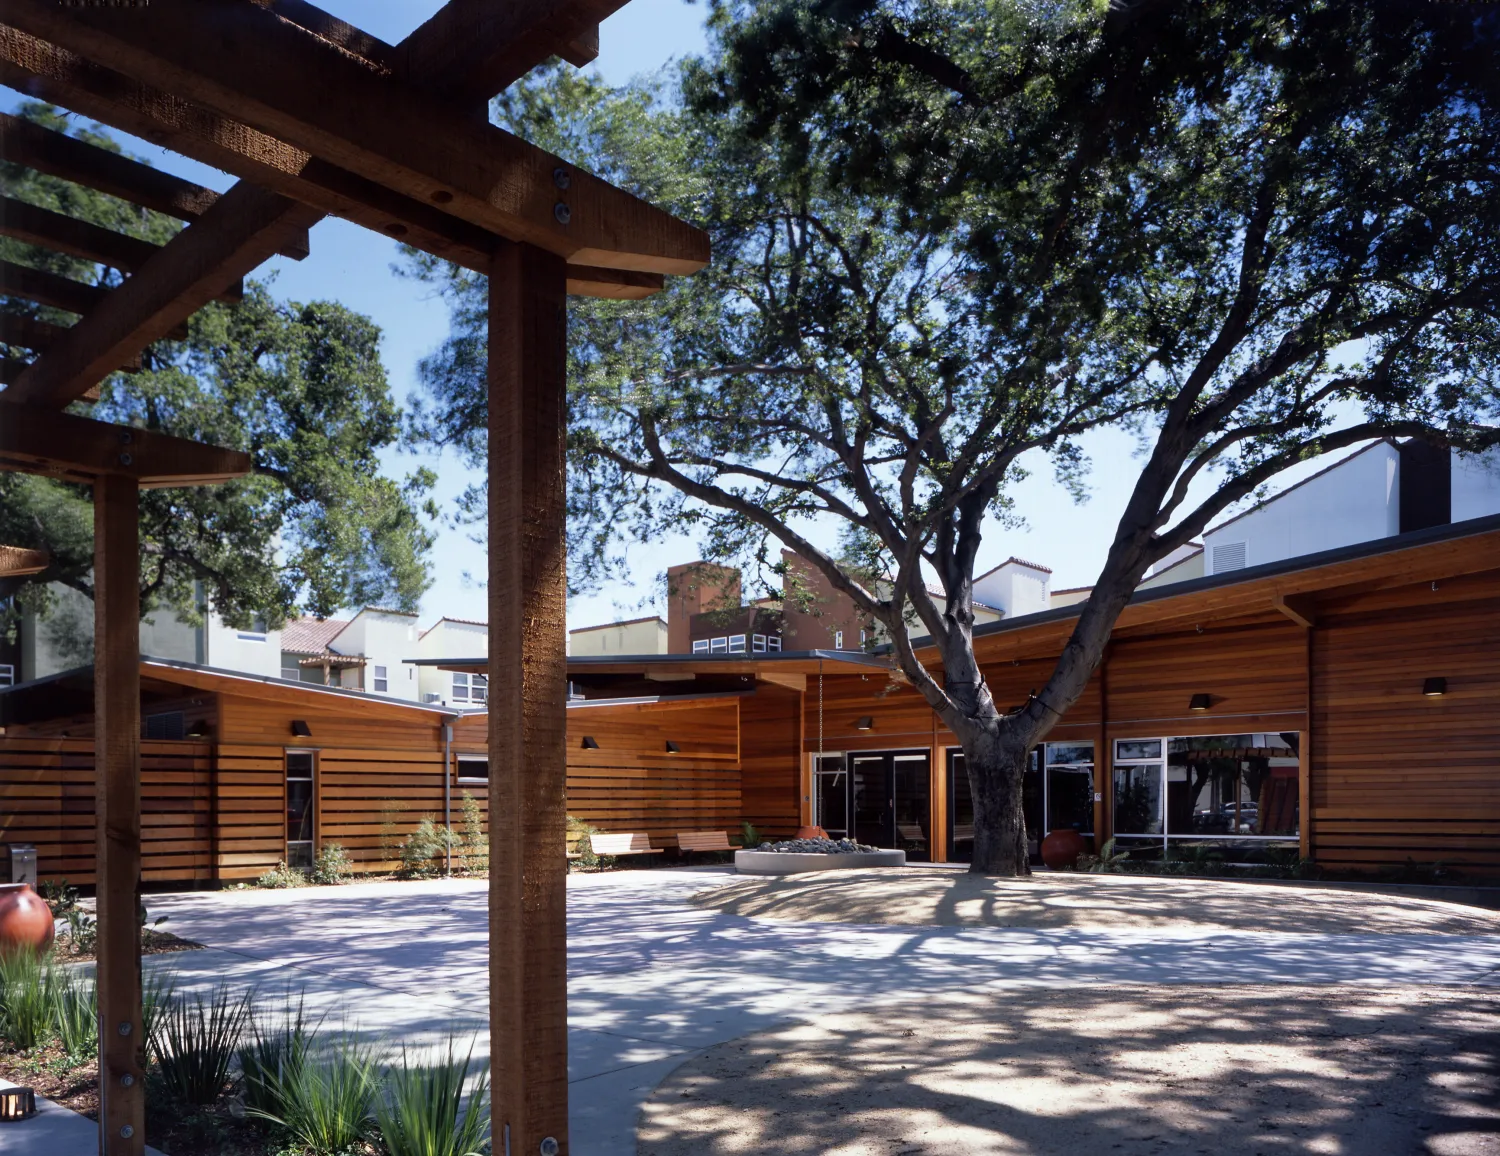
[929,712,946,864]
[1300,624,1314,862]
[93,473,144,1156]
[1093,649,1109,848]
[488,240,570,1155]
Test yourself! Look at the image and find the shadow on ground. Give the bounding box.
[695,871,1500,935]
[637,985,1500,1156]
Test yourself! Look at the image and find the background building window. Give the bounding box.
[710,637,728,653]
[452,672,470,702]
[373,665,389,692]
[471,674,488,703]
[0,664,13,687]
[456,756,488,783]
[728,634,746,653]
[834,630,844,649]
[237,615,269,642]
[767,636,781,652]
[693,639,709,653]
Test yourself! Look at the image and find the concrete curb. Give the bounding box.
[734,850,906,876]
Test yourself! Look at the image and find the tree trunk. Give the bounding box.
[962,725,1031,876]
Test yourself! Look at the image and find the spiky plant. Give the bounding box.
[149,982,252,1105]
[374,1038,491,1156]
[249,1033,377,1155]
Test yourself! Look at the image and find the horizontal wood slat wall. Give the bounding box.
[0,738,211,884]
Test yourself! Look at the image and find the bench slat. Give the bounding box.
[589,832,660,855]
[677,831,732,852]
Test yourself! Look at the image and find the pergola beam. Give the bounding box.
[0,312,141,371]
[0,111,309,260]
[398,0,626,104]
[5,183,319,409]
[0,405,251,485]
[2,0,709,275]
[0,545,50,578]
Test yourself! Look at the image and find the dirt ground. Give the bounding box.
[694,870,1500,936]
[638,986,1500,1155]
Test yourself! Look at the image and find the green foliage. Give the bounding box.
[566,815,602,869]
[379,800,410,866]
[143,968,176,1045]
[1081,838,1131,875]
[739,821,761,849]
[0,949,58,1050]
[310,843,353,886]
[248,1033,378,1155]
[257,861,308,889]
[52,967,96,1058]
[458,792,487,877]
[373,1039,491,1156]
[148,982,252,1106]
[239,992,315,1118]
[398,817,457,879]
[0,102,435,639]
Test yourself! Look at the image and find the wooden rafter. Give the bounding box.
[0,405,251,485]
[0,111,309,260]
[2,0,709,275]
[0,544,49,578]
[0,312,141,371]
[5,184,319,409]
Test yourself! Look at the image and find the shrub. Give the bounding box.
[52,967,96,1057]
[0,949,58,1050]
[459,792,487,877]
[566,815,601,869]
[149,982,252,1106]
[250,1033,377,1155]
[374,1038,491,1156]
[398,818,457,879]
[257,861,307,889]
[379,800,410,865]
[1081,838,1130,874]
[739,821,761,849]
[310,843,353,886]
[61,907,98,955]
[239,992,315,1117]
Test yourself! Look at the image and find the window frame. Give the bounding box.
[692,639,709,654]
[0,663,13,688]
[284,748,317,870]
[373,664,389,693]
[452,672,470,702]
[455,755,489,784]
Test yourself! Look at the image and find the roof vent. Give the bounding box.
[1211,541,1247,573]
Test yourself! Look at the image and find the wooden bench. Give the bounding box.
[588,833,662,857]
[677,830,733,855]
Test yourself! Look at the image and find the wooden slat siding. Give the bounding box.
[742,684,801,838]
[0,737,210,884]
[318,748,446,871]
[212,745,284,880]
[568,696,740,762]
[1311,588,1500,870]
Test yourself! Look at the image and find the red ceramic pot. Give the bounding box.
[794,825,829,840]
[1040,828,1087,871]
[0,883,55,957]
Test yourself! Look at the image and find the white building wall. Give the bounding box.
[414,619,489,706]
[202,614,283,679]
[1453,448,1500,524]
[1203,442,1400,576]
[568,618,669,657]
[972,560,1052,618]
[330,610,419,698]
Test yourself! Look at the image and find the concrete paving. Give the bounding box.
[12,867,1499,1156]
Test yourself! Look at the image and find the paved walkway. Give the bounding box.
[12,867,1499,1155]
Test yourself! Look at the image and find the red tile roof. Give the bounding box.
[280,617,350,655]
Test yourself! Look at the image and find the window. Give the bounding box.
[692,639,709,654]
[834,630,844,649]
[728,634,746,653]
[145,711,184,740]
[285,751,315,870]
[1113,739,1164,837]
[471,674,487,703]
[859,629,867,646]
[373,665,388,693]
[752,634,768,653]
[710,636,728,653]
[281,665,301,682]
[452,672,470,702]
[237,615,268,642]
[1211,541,1247,573]
[1044,742,1094,836]
[456,756,488,783]
[0,664,13,688]
[423,692,441,704]
[766,636,781,652]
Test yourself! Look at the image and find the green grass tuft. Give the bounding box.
[374,1037,491,1156]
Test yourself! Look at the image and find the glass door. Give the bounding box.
[847,751,931,861]
[948,750,1044,864]
[285,750,316,870]
[850,754,891,849]
[812,753,849,839]
[891,754,930,861]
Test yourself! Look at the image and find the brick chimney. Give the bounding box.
[666,561,741,653]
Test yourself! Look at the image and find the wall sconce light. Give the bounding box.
[665,740,681,753]
[185,720,211,738]
[1188,694,1212,712]
[291,719,312,737]
[581,736,599,749]
[1423,677,1447,697]
[855,716,874,731]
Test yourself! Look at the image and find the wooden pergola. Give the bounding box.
[0,3,707,1154]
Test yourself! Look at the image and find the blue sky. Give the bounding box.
[2,1,1343,627]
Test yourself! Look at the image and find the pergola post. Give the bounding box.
[93,473,144,1156]
[488,240,570,1154]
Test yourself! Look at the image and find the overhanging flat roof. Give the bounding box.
[410,649,893,676]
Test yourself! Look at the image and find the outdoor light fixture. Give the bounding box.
[185,720,211,738]
[1423,677,1447,697]
[581,736,599,749]
[1188,694,1212,712]
[290,719,312,737]
[665,740,681,753]
[855,716,874,731]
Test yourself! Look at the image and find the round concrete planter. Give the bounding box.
[734,849,906,876]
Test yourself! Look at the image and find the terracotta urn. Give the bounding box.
[0,883,55,957]
[1040,828,1087,871]
[795,825,829,840]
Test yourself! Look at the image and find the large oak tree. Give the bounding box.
[410,2,1500,874]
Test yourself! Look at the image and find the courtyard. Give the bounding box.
[21,866,1500,1156]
